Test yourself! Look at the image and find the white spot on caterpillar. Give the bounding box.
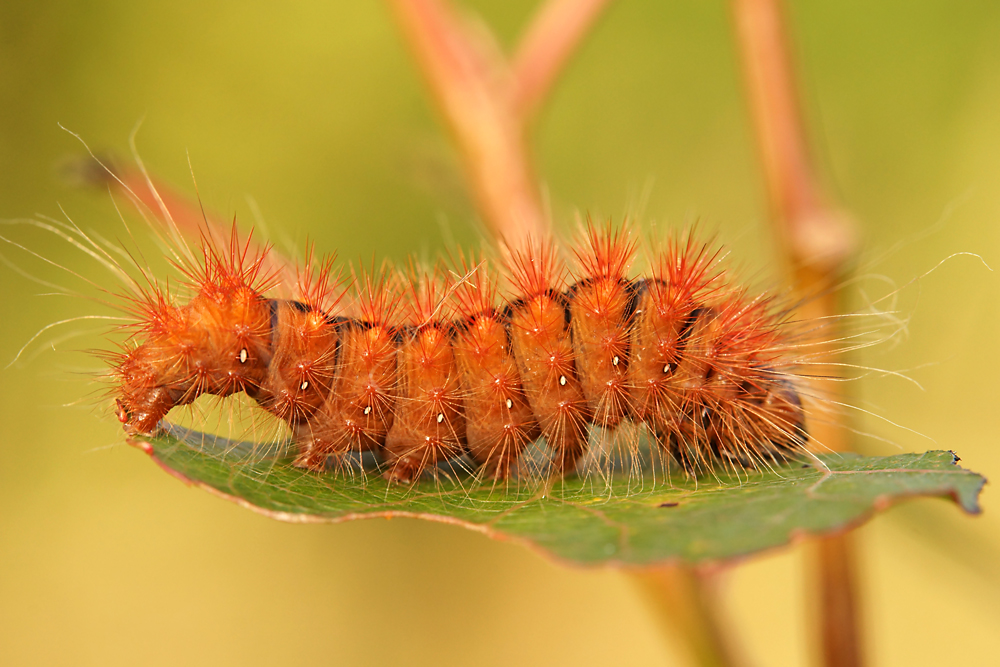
[612,355,620,366]
[239,348,248,364]
[363,406,372,416]
[505,398,513,409]
[300,381,309,391]
[437,413,445,423]
[663,364,670,374]
[559,375,567,386]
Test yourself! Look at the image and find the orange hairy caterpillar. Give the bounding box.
[108,219,808,485]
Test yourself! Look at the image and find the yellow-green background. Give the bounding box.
[1,1,998,665]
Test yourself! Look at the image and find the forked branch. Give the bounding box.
[387,0,611,252]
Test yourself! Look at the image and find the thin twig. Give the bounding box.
[814,532,864,667]
[730,1,862,665]
[730,0,855,274]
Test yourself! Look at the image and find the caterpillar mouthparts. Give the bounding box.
[110,223,808,484]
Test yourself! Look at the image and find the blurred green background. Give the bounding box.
[1,1,998,665]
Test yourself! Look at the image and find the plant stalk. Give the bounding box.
[729,1,862,665]
[634,566,746,667]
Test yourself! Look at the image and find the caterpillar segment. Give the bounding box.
[506,241,592,473]
[567,225,639,430]
[111,224,809,482]
[292,268,401,470]
[297,319,399,470]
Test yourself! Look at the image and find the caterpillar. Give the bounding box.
[109,221,809,484]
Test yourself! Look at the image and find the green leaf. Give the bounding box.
[132,426,986,567]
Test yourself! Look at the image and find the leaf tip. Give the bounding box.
[945,450,987,515]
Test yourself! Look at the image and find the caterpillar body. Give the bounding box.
[111,224,808,484]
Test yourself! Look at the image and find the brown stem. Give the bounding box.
[729,1,862,666]
[511,0,614,121]
[731,0,855,274]
[815,533,864,667]
[634,566,746,667]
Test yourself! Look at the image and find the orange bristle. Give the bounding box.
[180,224,278,299]
[294,244,347,314]
[504,236,565,298]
